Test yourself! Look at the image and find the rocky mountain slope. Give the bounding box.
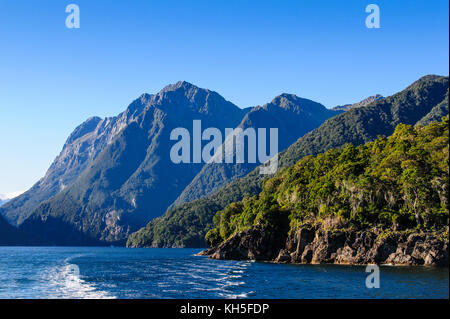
[16,82,247,245]
[332,94,384,111]
[1,99,148,226]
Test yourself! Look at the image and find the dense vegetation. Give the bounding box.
[127,75,449,248]
[206,117,449,246]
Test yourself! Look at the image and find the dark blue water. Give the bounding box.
[0,247,448,299]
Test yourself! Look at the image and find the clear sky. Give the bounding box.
[0,0,448,194]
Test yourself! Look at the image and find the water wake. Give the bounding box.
[45,258,115,299]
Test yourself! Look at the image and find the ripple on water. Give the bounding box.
[0,247,448,299]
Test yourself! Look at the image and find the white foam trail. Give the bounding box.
[45,263,115,299]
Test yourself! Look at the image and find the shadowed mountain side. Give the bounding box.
[172,94,342,207]
[0,214,41,246]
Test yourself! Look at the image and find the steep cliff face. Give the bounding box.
[1,96,149,226]
[201,221,449,266]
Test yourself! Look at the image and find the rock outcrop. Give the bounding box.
[200,225,289,261]
[200,222,449,266]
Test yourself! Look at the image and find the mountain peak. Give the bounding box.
[276,93,298,101]
[152,81,243,117]
[266,93,328,114]
[416,74,445,82]
[160,81,200,93]
[407,75,448,91]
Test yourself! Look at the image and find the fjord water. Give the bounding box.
[0,247,448,299]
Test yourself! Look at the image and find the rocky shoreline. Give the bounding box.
[198,222,449,266]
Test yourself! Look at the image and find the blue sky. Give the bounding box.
[0,0,448,194]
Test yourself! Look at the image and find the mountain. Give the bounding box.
[200,116,449,266]
[127,75,449,248]
[1,100,148,226]
[171,94,341,207]
[15,81,247,245]
[3,82,341,246]
[332,94,384,111]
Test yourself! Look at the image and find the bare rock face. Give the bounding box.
[210,226,289,261]
[385,234,449,266]
[205,222,449,266]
